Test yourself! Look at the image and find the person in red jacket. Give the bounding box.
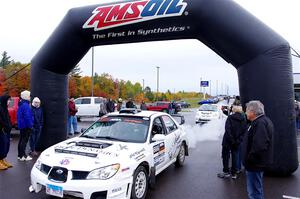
[68,98,78,136]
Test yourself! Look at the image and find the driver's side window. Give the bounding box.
[151,117,165,136]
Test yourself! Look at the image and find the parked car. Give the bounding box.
[176,100,190,108]
[74,97,105,119]
[30,109,188,199]
[195,104,223,124]
[8,97,19,128]
[146,101,181,113]
[198,97,219,105]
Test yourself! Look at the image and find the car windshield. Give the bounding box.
[81,116,150,143]
[199,105,218,111]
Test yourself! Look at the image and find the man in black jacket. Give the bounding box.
[242,100,274,199]
[218,105,247,179]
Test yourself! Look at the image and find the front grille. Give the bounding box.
[72,171,89,180]
[48,167,68,183]
[41,164,51,174]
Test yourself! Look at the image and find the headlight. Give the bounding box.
[86,164,120,180]
[34,159,42,170]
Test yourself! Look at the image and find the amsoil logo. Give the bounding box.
[83,0,187,31]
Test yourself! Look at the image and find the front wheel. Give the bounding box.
[131,166,148,199]
[175,143,186,167]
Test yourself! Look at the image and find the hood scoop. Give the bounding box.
[76,141,112,149]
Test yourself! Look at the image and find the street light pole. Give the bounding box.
[91,47,94,97]
[156,66,160,101]
[142,79,145,92]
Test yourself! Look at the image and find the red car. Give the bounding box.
[146,101,181,113]
[8,97,19,128]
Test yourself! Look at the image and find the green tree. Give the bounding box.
[0,51,13,68]
[144,86,154,101]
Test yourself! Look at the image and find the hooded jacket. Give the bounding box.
[242,115,274,172]
[17,99,33,129]
[222,112,247,148]
[0,95,12,133]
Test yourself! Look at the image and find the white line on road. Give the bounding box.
[283,195,300,199]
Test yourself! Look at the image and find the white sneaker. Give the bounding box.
[25,156,32,161]
[19,157,26,161]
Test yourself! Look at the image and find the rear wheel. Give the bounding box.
[175,143,186,167]
[131,166,148,199]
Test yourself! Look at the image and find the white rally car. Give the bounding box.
[31,109,188,199]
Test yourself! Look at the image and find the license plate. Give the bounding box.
[46,184,63,198]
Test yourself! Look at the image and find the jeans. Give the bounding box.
[246,171,264,199]
[68,115,78,135]
[18,128,32,158]
[29,127,42,152]
[236,145,242,171]
[221,145,238,174]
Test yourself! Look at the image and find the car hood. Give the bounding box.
[40,137,147,170]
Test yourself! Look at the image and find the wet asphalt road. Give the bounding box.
[1,110,300,199]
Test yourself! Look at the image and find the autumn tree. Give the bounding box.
[0,68,6,94]
[4,63,30,96]
[68,65,82,97]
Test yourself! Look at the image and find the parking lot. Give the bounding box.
[0,110,299,199]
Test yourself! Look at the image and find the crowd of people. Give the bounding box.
[0,90,44,170]
[218,97,275,199]
[0,92,296,199]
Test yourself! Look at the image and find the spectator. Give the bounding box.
[117,98,123,111]
[17,90,34,161]
[217,105,247,179]
[230,96,241,114]
[106,98,115,113]
[0,95,13,169]
[140,100,147,110]
[168,101,174,114]
[99,99,107,117]
[68,97,78,136]
[29,97,43,156]
[126,98,135,108]
[242,100,274,199]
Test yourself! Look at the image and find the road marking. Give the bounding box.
[283,195,300,199]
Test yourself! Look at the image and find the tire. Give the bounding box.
[175,143,186,167]
[131,166,148,199]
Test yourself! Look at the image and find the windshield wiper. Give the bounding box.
[95,136,128,142]
[80,135,96,139]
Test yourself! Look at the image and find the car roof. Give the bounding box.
[107,110,166,118]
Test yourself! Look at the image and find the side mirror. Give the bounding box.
[152,134,166,142]
[171,114,185,125]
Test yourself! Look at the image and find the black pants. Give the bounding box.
[18,128,32,158]
[222,145,238,174]
[0,130,10,159]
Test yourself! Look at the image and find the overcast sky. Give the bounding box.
[1,0,300,95]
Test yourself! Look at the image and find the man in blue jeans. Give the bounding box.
[242,101,274,199]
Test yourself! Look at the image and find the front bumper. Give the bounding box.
[31,166,133,199]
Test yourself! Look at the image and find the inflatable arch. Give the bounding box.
[31,0,298,175]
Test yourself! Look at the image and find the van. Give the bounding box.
[8,97,20,128]
[74,97,105,119]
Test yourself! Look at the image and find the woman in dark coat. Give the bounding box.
[218,105,247,179]
[0,95,13,170]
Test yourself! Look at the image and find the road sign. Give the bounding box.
[200,81,209,87]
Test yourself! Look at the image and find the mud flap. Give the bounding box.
[149,166,156,189]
